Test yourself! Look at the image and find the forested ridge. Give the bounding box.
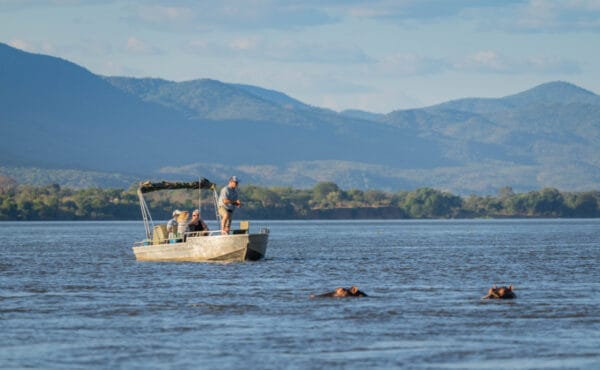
[1,181,599,221]
[3,43,600,194]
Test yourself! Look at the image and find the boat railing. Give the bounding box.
[133,239,152,247]
[133,225,270,247]
[186,226,269,238]
[187,230,220,237]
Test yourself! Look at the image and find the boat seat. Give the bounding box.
[153,224,169,244]
[232,221,249,234]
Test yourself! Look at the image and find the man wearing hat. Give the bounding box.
[217,176,242,234]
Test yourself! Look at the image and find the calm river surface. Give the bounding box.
[1,219,599,369]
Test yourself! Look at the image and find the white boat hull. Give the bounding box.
[132,232,268,262]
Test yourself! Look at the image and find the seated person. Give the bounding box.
[188,209,209,233]
[482,284,516,299]
[177,211,189,239]
[311,286,368,298]
[166,210,180,240]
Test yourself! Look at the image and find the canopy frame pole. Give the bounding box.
[136,178,215,239]
[137,188,154,240]
[213,187,221,226]
[198,178,202,219]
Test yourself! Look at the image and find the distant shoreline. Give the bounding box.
[1,183,599,221]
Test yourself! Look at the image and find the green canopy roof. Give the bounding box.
[138,178,215,194]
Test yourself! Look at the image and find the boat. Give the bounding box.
[132,179,269,262]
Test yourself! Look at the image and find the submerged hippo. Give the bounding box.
[482,284,516,299]
[311,286,368,298]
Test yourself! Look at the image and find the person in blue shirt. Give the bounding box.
[217,176,242,234]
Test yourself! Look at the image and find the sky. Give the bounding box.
[1,0,599,113]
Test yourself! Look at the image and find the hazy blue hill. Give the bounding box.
[385,81,600,143]
[103,74,456,173]
[428,98,514,115]
[234,83,344,119]
[431,82,600,150]
[103,76,172,98]
[108,76,310,125]
[504,81,600,106]
[233,83,310,110]
[422,82,599,116]
[340,109,386,121]
[380,81,600,190]
[2,42,600,193]
[105,76,371,129]
[0,43,193,172]
[1,43,450,177]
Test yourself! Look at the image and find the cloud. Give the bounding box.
[7,1,600,34]
[228,37,260,52]
[301,73,373,95]
[77,42,115,59]
[134,4,195,25]
[9,37,117,64]
[215,1,338,29]
[472,0,600,32]
[0,0,112,11]
[185,37,372,64]
[335,0,600,33]
[8,39,32,51]
[125,36,163,55]
[378,53,447,75]
[455,50,581,74]
[524,55,580,74]
[456,51,509,72]
[360,49,580,79]
[129,1,337,31]
[265,41,372,64]
[9,36,161,62]
[342,0,526,21]
[8,38,56,54]
[520,0,600,31]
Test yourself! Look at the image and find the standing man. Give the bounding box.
[218,176,242,234]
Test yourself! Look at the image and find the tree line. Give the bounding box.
[0,181,599,221]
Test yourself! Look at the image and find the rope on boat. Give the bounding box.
[198,179,220,226]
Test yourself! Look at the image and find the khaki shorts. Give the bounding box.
[218,206,233,227]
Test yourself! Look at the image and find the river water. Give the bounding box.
[1,219,599,369]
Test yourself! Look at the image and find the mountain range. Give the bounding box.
[1,42,599,194]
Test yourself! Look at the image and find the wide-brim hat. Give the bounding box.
[177,211,189,222]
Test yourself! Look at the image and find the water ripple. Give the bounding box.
[1,219,599,369]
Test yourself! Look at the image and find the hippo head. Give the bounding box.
[348,286,367,297]
[334,287,349,297]
[483,284,516,299]
[311,286,368,298]
[497,285,515,298]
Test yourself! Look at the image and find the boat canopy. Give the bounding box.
[138,178,215,194]
[136,178,218,240]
